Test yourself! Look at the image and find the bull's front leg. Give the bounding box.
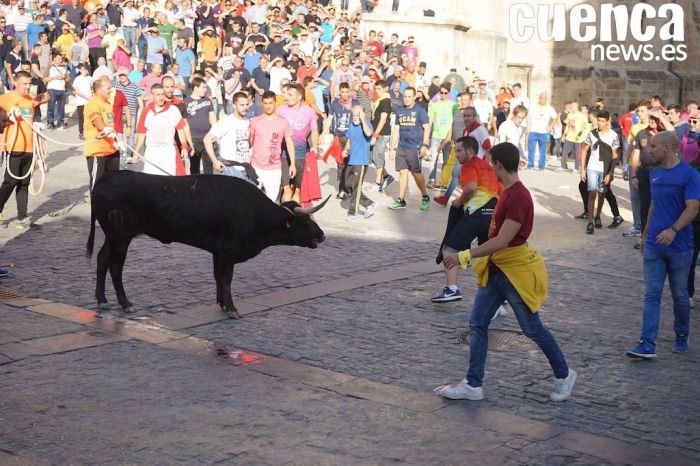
[95,241,110,310]
[220,259,240,319]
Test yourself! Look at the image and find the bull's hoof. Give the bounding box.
[122,306,137,314]
[97,302,110,311]
[226,308,241,319]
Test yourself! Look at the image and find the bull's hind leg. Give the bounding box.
[213,253,223,307]
[216,255,240,319]
[95,241,111,310]
[107,238,135,313]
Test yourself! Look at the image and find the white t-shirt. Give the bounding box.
[585,129,619,172]
[510,95,529,109]
[47,65,67,91]
[72,75,93,106]
[269,66,292,94]
[210,115,251,163]
[473,98,493,124]
[529,104,557,134]
[497,119,524,147]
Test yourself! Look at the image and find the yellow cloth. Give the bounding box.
[471,244,548,313]
[439,145,456,187]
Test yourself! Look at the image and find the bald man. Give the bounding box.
[627,131,700,359]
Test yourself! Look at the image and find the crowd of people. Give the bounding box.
[0,0,699,398]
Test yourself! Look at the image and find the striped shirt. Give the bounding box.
[114,80,140,119]
[10,11,32,32]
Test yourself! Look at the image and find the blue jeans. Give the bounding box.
[627,166,641,230]
[641,246,692,344]
[138,37,147,61]
[47,89,66,125]
[527,132,549,168]
[428,137,449,182]
[443,157,462,199]
[123,26,137,56]
[466,269,569,387]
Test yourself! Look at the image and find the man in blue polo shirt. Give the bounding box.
[627,131,700,359]
[386,86,431,210]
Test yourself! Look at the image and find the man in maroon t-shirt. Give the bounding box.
[435,142,577,403]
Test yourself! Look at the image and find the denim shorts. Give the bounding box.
[586,169,606,193]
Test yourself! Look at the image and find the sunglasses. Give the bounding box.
[690,119,700,125]
[440,91,449,95]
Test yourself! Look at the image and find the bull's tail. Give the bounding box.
[86,195,96,258]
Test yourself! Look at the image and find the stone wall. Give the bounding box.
[503,0,700,112]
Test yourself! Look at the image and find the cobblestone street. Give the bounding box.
[1,127,698,465]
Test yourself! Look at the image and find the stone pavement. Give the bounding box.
[0,124,699,465]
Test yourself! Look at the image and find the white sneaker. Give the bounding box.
[363,202,377,219]
[434,378,484,400]
[491,304,509,321]
[550,369,577,402]
[622,227,640,237]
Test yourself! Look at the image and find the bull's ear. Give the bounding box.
[286,220,291,229]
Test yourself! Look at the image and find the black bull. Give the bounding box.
[87,171,328,318]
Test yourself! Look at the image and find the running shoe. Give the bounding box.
[626,342,657,359]
[388,199,407,210]
[608,216,624,229]
[433,195,448,206]
[550,369,577,402]
[431,286,462,303]
[420,195,430,211]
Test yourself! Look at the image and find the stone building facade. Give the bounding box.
[358,0,699,112]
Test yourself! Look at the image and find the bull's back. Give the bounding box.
[92,171,269,250]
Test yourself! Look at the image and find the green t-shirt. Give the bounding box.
[157,23,178,49]
[429,100,456,140]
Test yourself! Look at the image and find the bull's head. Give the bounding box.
[280,196,329,248]
[0,109,10,134]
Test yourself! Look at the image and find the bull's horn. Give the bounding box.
[292,195,331,216]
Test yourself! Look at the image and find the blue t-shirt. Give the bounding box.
[243,51,261,74]
[175,48,196,77]
[320,23,333,43]
[395,104,429,150]
[27,23,45,50]
[145,36,167,64]
[347,117,373,166]
[329,99,357,137]
[646,162,700,252]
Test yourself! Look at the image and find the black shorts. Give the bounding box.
[395,147,422,173]
[444,198,498,251]
[281,157,306,188]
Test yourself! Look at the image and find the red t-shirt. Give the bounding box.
[619,111,634,137]
[112,90,128,133]
[488,181,533,247]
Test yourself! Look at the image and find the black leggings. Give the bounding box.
[0,152,32,219]
[578,180,620,217]
[87,152,120,189]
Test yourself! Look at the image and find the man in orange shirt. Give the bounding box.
[198,26,219,72]
[432,135,503,303]
[0,70,46,230]
[84,77,119,189]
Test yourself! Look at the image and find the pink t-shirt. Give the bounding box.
[250,114,292,169]
[276,104,317,159]
[86,24,104,48]
[113,48,133,72]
